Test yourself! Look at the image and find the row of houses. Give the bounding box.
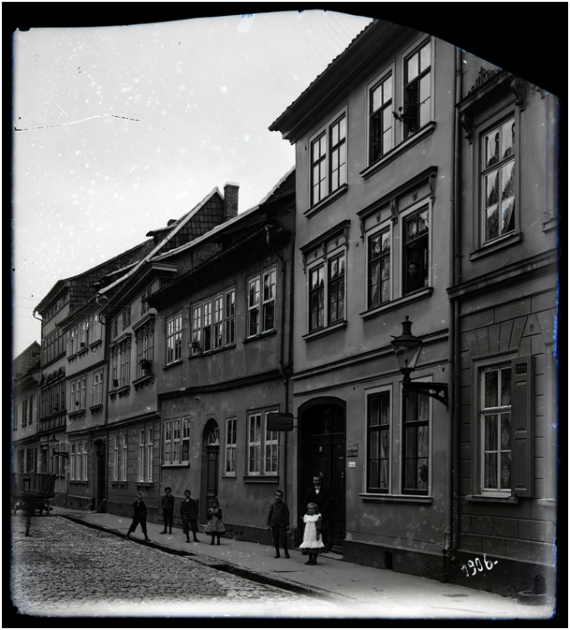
[12,19,558,597]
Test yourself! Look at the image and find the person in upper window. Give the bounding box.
[406,262,426,292]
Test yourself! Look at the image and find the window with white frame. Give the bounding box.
[121,432,128,482]
[192,290,235,355]
[402,39,432,138]
[368,227,391,308]
[28,396,34,425]
[119,339,131,387]
[481,117,515,244]
[122,306,131,330]
[69,326,78,355]
[112,435,119,481]
[247,277,260,337]
[93,370,103,406]
[367,390,391,493]
[402,390,430,494]
[262,269,277,332]
[111,347,118,389]
[136,321,154,378]
[71,443,76,480]
[166,313,183,363]
[70,377,87,411]
[247,410,279,476]
[480,365,512,494]
[225,417,237,475]
[369,72,394,162]
[91,314,102,344]
[79,319,89,349]
[402,206,430,296]
[138,427,154,481]
[22,398,28,427]
[308,250,346,333]
[310,112,347,207]
[163,417,189,465]
[146,426,153,481]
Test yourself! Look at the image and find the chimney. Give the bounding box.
[223,183,239,221]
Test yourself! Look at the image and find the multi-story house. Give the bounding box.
[147,170,295,538]
[33,243,155,506]
[98,184,243,521]
[448,59,558,595]
[270,20,458,575]
[12,342,41,478]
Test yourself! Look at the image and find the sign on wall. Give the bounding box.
[347,443,359,457]
[267,412,294,432]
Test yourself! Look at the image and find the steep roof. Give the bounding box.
[13,341,41,379]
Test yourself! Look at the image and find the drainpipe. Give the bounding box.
[265,225,290,503]
[444,45,463,580]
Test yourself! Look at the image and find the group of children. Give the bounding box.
[126,488,325,565]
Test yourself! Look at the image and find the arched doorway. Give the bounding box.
[200,419,220,523]
[298,398,346,551]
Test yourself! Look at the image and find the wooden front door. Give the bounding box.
[201,419,220,522]
[299,401,346,550]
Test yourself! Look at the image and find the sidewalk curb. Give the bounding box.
[61,514,345,602]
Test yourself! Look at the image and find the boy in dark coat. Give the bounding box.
[180,489,199,543]
[126,493,150,541]
[160,487,174,534]
[267,490,290,559]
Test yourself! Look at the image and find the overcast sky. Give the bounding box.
[12,10,374,357]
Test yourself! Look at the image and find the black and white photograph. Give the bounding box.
[9,5,563,623]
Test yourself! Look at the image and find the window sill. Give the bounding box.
[189,343,236,358]
[304,183,348,219]
[68,409,87,419]
[360,122,437,180]
[161,463,190,468]
[78,347,89,357]
[163,359,183,371]
[465,494,518,504]
[302,320,348,342]
[243,476,279,484]
[469,232,522,262]
[222,474,237,479]
[111,481,128,487]
[361,287,433,321]
[133,374,155,390]
[359,493,433,504]
[89,339,103,350]
[69,480,89,486]
[67,353,77,363]
[89,404,103,414]
[135,481,154,487]
[242,329,277,344]
[109,386,130,400]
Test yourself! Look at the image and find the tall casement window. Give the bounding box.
[247,277,261,337]
[22,398,28,427]
[13,402,18,429]
[112,436,119,481]
[403,390,430,494]
[370,73,393,162]
[28,396,34,425]
[136,322,154,378]
[368,228,391,308]
[309,265,325,332]
[92,370,103,406]
[311,112,347,207]
[247,410,278,476]
[71,444,76,480]
[163,417,190,465]
[141,287,151,315]
[69,327,78,356]
[403,206,429,295]
[111,347,118,388]
[329,115,347,193]
[403,40,431,137]
[79,319,89,349]
[225,417,237,475]
[263,269,277,332]
[90,314,102,344]
[121,432,128,481]
[328,253,346,324]
[119,339,131,387]
[122,306,131,330]
[367,391,391,493]
[70,377,87,411]
[166,312,183,364]
[192,290,235,355]
[481,366,512,493]
[138,426,154,481]
[225,291,235,345]
[482,118,515,244]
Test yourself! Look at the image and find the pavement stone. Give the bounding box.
[10,508,557,620]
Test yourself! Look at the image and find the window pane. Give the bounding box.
[502,198,515,234]
[407,52,419,82]
[500,451,512,490]
[485,371,498,407]
[485,414,498,450]
[369,430,379,459]
[501,413,512,450]
[501,162,515,200]
[501,369,512,405]
[485,131,500,167]
[380,430,389,459]
[383,75,392,103]
[419,75,430,127]
[339,115,346,140]
[420,42,431,72]
[484,453,498,488]
[485,171,499,206]
[383,129,393,154]
[501,120,514,158]
[371,84,382,112]
[486,205,499,241]
[369,459,379,488]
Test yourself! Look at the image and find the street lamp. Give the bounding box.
[391,316,449,407]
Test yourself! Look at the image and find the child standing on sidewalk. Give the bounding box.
[125,493,151,542]
[267,490,290,559]
[205,499,225,545]
[299,502,324,565]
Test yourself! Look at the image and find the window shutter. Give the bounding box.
[511,356,533,497]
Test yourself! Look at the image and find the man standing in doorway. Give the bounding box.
[303,473,331,552]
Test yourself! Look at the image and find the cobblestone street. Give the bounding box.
[10,515,333,618]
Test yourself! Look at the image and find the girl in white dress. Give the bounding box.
[299,502,325,565]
